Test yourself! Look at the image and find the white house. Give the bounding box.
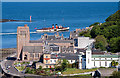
[78,46,119,69]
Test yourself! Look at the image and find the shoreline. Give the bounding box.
[0,19,31,23]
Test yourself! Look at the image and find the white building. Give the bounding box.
[78,46,119,69]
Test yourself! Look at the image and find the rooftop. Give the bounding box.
[23,46,43,53]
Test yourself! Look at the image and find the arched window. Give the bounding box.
[24,54,27,60]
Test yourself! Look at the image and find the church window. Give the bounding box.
[30,53,34,58]
[35,53,39,57]
[24,54,27,60]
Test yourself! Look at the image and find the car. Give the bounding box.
[6,66,11,70]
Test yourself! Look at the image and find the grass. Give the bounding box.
[73,74,91,76]
[15,66,25,72]
[62,68,97,75]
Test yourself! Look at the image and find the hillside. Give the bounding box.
[79,10,120,52]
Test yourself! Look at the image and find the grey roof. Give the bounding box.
[29,40,43,43]
[61,46,74,52]
[23,46,43,53]
[47,35,56,40]
[29,39,73,43]
[58,53,79,60]
[47,40,73,43]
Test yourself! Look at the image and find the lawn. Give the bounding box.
[62,68,97,75]
[15,66,25,72]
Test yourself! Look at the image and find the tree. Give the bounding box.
[61,59,69,71]
[109,71,120,78]
[89,22,100,27]
[109,37,120,52]
[95,35,108,51]
[111,60,118,67]
[79,30,91,37]
[38,66,42,70]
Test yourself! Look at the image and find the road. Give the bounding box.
[4,60,24,77]
[1,53,25,77]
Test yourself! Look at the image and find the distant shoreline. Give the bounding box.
[0,19,31,23]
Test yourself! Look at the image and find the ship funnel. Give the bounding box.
[52,24,54,29]
[56,24,58,29]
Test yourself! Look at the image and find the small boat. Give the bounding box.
[36,24,69,32]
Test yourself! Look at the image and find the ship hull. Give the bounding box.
[36,27,69,32]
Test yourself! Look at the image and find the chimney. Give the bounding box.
[24,24,28,27]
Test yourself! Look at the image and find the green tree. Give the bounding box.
[89,22,100,27]
[61,59,69,71]
[95,35,108,51]
[111,60,118,67]
[79,30,91,37]
[109,37,120,52]
[109,71,120,78]
[38,66,42,70]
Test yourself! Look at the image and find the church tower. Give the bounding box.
[86,45,92,69]
[17,24,30,60]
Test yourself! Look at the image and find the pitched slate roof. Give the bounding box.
[61,46,74,52]
[47,35,56,40]
[47,40,73,43]
[58,53,79,60]
[29,39,73,43]
[23,46,43,53]
[29,40,43,43]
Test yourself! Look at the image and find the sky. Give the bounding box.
[1,0,120,2]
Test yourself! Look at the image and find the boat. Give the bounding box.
[36,24,69,32]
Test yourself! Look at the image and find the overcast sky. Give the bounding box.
[1,0,120,2]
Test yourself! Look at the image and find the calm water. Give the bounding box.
[1,2,118,48]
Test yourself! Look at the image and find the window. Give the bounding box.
[46,60,48,63]
[24,54,27,60]
[51,60,52,63]
[35,53,39,57]
[30,53,34,57]
[54,60,56,62]
[88,59,89,63]
[94,61,95,66]
[105,61,107,66]
[71,60,72,62]
[99,58,101,66]
[105,58,107,66]
[46,56,48,58]
[94,58,95,66]
[46,66,48,68]
[20,31,26,35]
